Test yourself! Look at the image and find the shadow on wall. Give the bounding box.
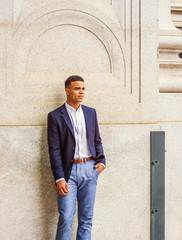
[39,126,77,240]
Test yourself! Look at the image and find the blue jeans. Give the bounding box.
[56,160,99,240]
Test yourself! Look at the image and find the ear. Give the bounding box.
[65,88,69,96]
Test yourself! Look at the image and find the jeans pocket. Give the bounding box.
[94,167,99,176]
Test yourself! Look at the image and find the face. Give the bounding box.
[65,81,85,103]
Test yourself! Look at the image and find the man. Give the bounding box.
[47,75,105,240]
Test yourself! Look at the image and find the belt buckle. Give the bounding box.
[80,158,86,163]
[77,157,86,163]
[78,157,83,163]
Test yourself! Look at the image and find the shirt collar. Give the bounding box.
[65,102,82,113]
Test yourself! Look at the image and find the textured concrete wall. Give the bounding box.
[161,122,182,240]
[1,0,182,240]
[0,124,155,240]
[1,122,182,240]
[0,0,158,124]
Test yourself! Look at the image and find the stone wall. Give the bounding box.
[0,0,182,240]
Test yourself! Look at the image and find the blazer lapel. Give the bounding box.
[82,105,90,139]
[60,104,75,137]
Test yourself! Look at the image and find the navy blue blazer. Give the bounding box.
[47,103,105,182]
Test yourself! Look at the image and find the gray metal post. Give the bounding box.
[150,131,165,240]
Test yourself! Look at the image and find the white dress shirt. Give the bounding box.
[65,102,92,159]
[56,102,104,183]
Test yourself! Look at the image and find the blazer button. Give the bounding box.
[72,147,75,150]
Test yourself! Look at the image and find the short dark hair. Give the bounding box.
[65,75,84,88]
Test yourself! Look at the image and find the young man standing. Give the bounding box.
[47,75,105,240]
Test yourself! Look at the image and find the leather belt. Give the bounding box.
[71,156,93,164]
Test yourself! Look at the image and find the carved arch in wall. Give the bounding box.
[8,2,126,93]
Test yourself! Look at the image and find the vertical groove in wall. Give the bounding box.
[4,12,7,93]
[5,1,12,93]
[139,0,141,103]
[124,0,126,42]
[130,0,132,93]
[5,30,8,93]
[11,0,13,26]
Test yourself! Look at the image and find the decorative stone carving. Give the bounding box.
[171,0,182,30]
[158,0,182,92]
[0,0,158,125]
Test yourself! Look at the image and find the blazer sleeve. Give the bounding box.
[94,109,106,166]
[47,112,65,181]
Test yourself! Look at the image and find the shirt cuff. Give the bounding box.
[99,163,105,168]
[56,178,65,183]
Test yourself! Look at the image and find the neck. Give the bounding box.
[66,100,80,110]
